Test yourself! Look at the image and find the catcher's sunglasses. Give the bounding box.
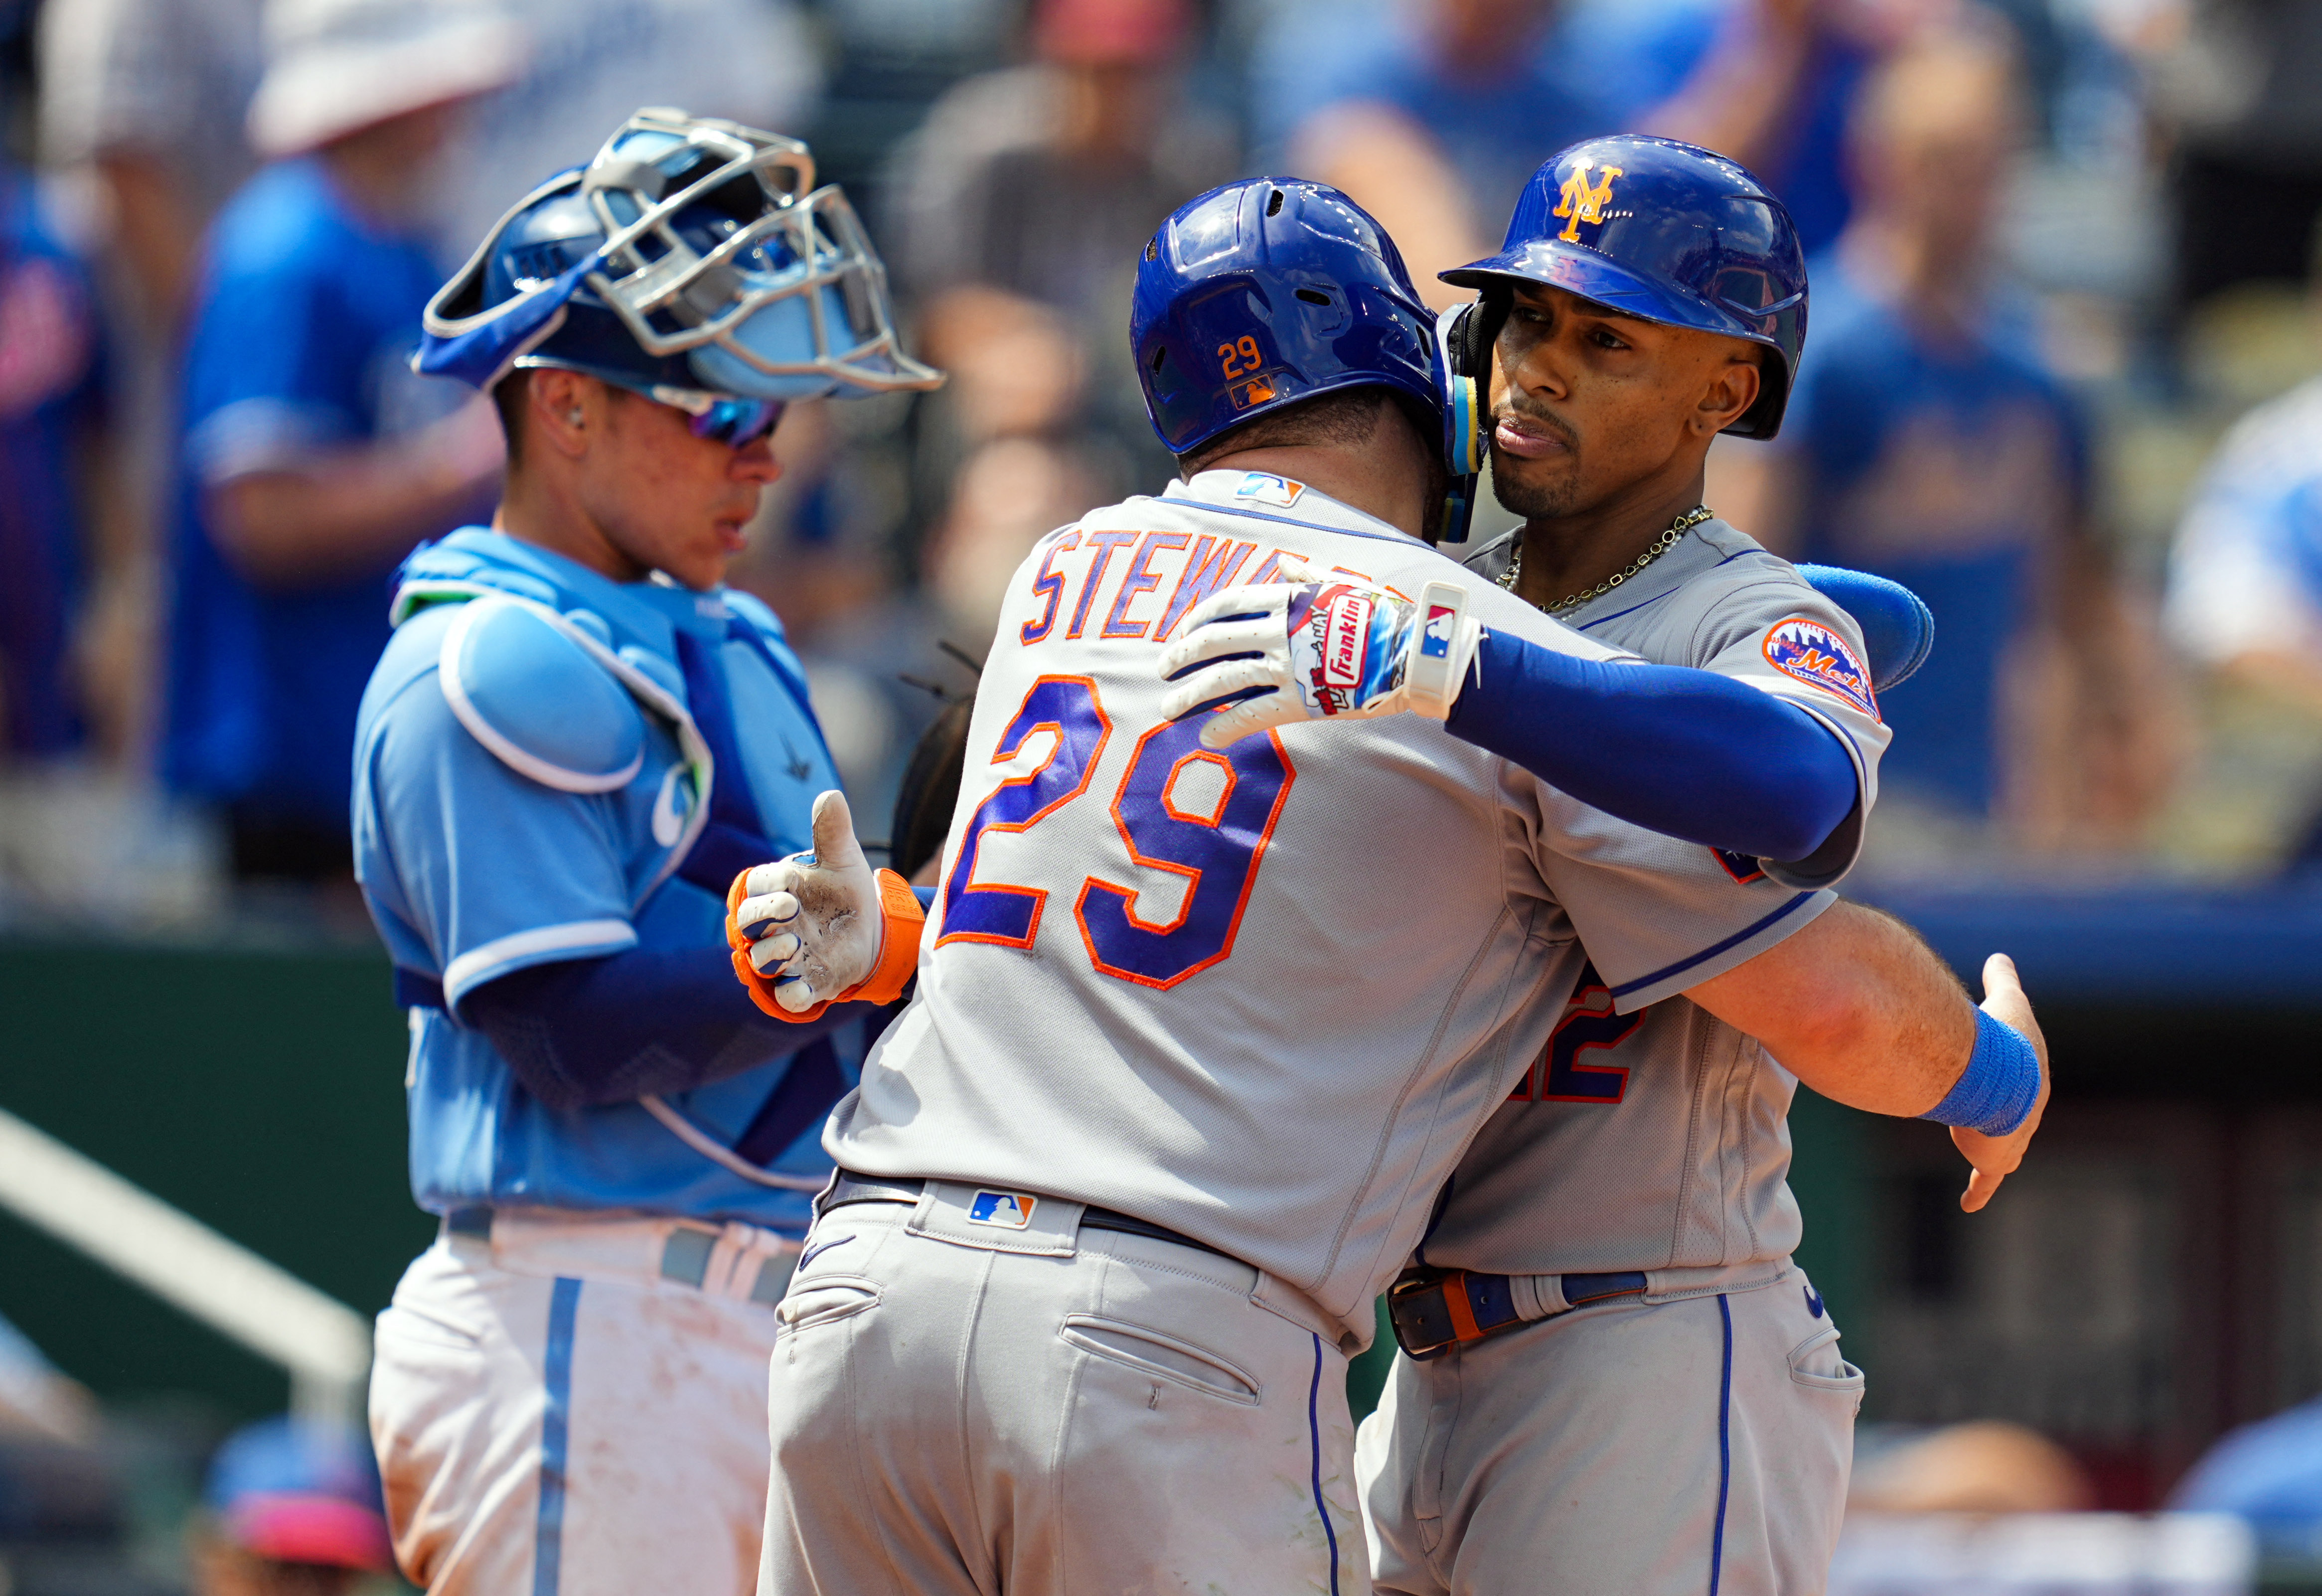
[601,374,785,448]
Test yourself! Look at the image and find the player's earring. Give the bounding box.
[567,409,585,426]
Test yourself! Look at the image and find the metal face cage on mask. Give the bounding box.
[416,108,943,403]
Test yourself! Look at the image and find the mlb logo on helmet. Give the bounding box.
[967,1190,1039,1229]
[1763,617,1879,721]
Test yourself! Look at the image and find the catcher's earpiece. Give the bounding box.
[1433,297,1500,544]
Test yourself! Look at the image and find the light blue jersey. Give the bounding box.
[353,527,852,1230]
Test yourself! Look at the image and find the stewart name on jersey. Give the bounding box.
[823,474,1851,1334]
[1424,518,1891,1279]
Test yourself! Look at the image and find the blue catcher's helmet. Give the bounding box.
[1133,178,1483,540]
[416,108,941,403]
[1442,134,1807,439]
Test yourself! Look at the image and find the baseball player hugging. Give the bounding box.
[349,112,939,1596]
[1337,137,2051,1596]
[727,173,2046,1596]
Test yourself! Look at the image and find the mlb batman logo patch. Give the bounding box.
[1234,472,1305,508]
[967,1190,1038,1229]
[1763,617,1879,722]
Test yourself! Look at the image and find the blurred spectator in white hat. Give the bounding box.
[37,0,264,772]
[39,0,264,330]
[159,0,520,899]
[435,0,821,267]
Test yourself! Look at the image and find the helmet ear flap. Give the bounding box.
[1435,301,1498,544]
[1440,303,1489,478]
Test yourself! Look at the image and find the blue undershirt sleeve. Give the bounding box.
[463,945,885,1111]
[1444,628,1859,865]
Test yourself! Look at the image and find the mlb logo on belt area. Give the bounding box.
[967,1190,1039,1229]
[1762,616,1879,721]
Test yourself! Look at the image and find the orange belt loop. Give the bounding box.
[1440,1270,1484,1344]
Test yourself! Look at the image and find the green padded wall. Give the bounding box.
[0,939,432,1418]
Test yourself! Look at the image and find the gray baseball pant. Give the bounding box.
[1356,1262,1861,1596]
[759,1181,1370,1594]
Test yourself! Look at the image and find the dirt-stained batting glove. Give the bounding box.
[726,790,926,1021]
[1158,577,1484,749]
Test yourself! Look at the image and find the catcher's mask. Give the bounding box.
[416,108,943,403]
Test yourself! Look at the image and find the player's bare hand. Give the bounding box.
[1952,953,2049,1214]
[1158,573,1479,748]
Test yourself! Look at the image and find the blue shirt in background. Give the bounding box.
[2173,1395,2322,1560]
[1780,257,2089,818]
[0,168,108,757]
[1249,0,1865,257]
[164,158,465,831]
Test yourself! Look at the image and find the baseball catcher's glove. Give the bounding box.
[888,683,973,883]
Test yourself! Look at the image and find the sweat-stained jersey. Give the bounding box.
[1419,518,1890,1278]
[824,474,1846,1332]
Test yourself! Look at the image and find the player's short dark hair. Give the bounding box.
[1176,385,1433,477]
[490,371,529,465]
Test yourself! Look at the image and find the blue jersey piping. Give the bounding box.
[1610,891,1818,1001]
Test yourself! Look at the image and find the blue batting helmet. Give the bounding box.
[1442,135,1807,439]
[1132,179,1442,459]
[416,108,941,402]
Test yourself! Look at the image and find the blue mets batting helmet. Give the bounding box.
[1442,135,1807,439]
[1132,179,1443,458]
[416,108,941,403]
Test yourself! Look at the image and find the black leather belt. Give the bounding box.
[824,1173,1237,1264]
[1388,1265,1649,1359]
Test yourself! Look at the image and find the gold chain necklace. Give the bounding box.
[1498,505,1714,615]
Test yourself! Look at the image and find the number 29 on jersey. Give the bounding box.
[937,676,1293,991]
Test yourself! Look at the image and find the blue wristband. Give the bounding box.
[1921,1009,2040,1136]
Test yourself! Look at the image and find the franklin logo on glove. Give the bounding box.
[1320,589,1373,699]
[1162,574,1483,747]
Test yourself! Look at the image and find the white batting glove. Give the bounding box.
[725,790,926,1019]
[1157,577,1483,749]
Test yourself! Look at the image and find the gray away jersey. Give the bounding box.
[826,476,1840,1328]
[1420,519,1892,1278]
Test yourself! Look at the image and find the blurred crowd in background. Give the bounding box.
[1,0,2322,929]
[5,0,2322,1587]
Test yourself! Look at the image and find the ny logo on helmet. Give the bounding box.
[1553,159,1623,243]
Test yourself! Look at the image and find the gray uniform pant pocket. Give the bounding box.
[761,1212,1368,1596]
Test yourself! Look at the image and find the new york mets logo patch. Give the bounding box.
[966,1190,1038,1229]
[1763,617,1879,722]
